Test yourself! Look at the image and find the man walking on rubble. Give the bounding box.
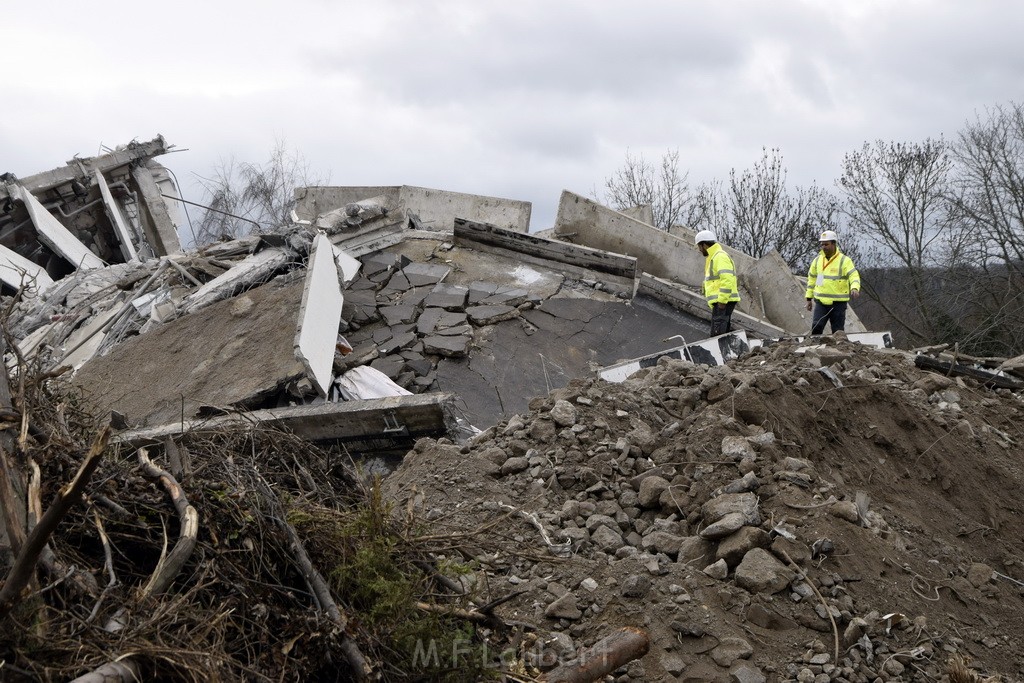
[695,230,740,337]
[805,230,861,335]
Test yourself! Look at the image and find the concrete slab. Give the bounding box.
[466,304,519,325]
[295,233,344,396]
[424,283,469,310]
[402,262,450,286]
[380,304,418,326]
[0,243,53,292]
[435,295,707,428]
[73,278,309,427]
[13,184,106,270]
[94,170,138,262]
[423,335,470,357]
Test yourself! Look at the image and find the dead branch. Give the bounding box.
[780,549,839,664]
[136,448,199,598]
[253,477,372,681]
[67,658,142,683]
[540,626,650,683]
[0,425,111,620]
[0,446,26,557]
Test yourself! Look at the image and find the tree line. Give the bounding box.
[603,102,1024,357]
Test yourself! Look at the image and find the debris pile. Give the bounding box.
[384,336,1024,682]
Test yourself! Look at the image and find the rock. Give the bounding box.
[745,604,798,630]
[704,559,729,580]
[735,549,797,594]
[642,530,685,557]
[584,514,619,533]
[842,618,868,647]
[590,525,624,553]
[706,379,734,403]
[967,562,993,588]
[716,527,771,567]
[718,471,760,495]
[721,436,756,461]
[544,592,582,620]
[730,662,767,683]
[830,500,861,523]
[621,573,652,598]
[702,493,761,526]
[661,653,686,676]
[549,400,578,427]
[710,636,753,667]
[677,536,715,566]
[500,457,529,475]
[700,511,747,540]
[638,475,670,508]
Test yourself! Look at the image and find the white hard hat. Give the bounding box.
[694,229,717,245]
[819,230,839,243]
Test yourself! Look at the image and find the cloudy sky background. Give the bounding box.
[3,1,1023,236]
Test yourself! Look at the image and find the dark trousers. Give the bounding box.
[710,301,737,336]
[811,300,848,335]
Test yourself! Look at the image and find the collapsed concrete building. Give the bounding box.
[1,137,890,463]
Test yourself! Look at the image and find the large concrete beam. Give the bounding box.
[113,393,456,447]
[0,243,53,292]
[130,163,181,256]
[454,218,637,296]
[295,234,343,396]
[12,185,105,270]
[294,185,532,233]
[0,136,170,202]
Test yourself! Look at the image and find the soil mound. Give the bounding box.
[384,337,1024,682]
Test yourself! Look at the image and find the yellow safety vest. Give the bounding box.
[805,249,861,305]
[703,243,741,307]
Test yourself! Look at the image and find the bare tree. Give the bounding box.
[838,138,960,346]
[603,149,702,229]
[688,148,839,270]
[192,139,327,245]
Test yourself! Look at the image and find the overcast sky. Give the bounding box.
[3,1,1023,236]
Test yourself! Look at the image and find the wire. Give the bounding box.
[163,166,197,245]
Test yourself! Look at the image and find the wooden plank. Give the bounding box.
[454,218,637,281]
[114,393,456,447]
[913,355,1024,390]
[0,136,169,202]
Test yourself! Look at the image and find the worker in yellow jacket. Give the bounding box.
[805,230,861,335]
[695,230,740,336]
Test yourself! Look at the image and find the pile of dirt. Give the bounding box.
[383,336,1024,682]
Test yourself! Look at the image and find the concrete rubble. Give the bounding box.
[4,138,1024,682]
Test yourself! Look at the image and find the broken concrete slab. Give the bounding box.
[423,283,469,310]
[182,248,295,314]
[12,184,106,271]
[422,335,470,357]
[466,304,519,325]
[295,233,344,396]
[379,304,418,326]
[0,243,53,292]
[402,262,450,286]
[73,277,310,427]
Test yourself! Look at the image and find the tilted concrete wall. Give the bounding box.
[294,185,531,233]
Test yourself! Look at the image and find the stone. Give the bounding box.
[677,536,715,566]
[710,637,753,667]
[967,562,993,588]
[500,457,529,475]
[590,525,624,553]
[716,527,771,567]
[730,663,767,683]
[544,593,582,620]
[638,475,670,508]
[700,512,747,540]
[704,559,729,580]
[416,307,444,335]
[735,549,797,594]
[621,573,652,598]
[550,400,578,427]
[702,493,761,526]
[721,436,756,461]
[642,531,685,558]
[745,604,798,630]
[830,500,861,524]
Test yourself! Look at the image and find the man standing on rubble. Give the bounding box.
[805,230,861,335]
[695,230,740,336]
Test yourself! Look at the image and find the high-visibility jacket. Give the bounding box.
[703,243,741,308]
[805,249,861,305]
